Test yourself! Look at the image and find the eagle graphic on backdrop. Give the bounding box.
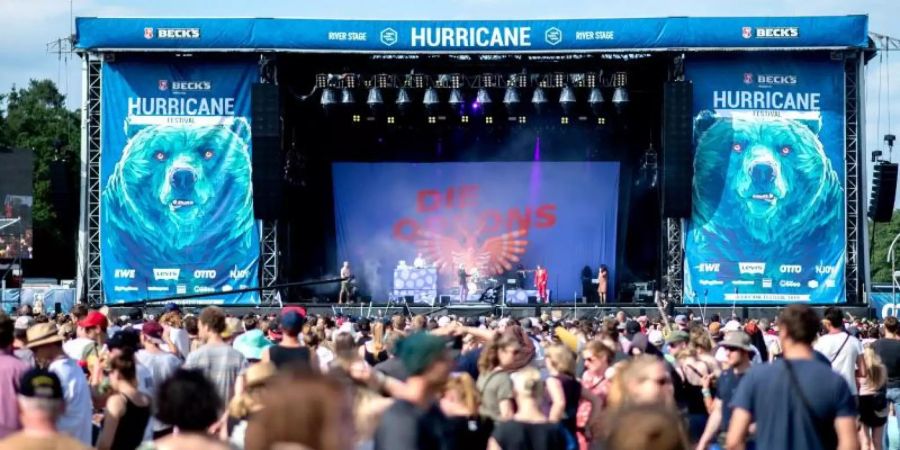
[415,225,529,276]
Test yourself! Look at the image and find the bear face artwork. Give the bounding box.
[101,120,258,298]
[686,111,844,299]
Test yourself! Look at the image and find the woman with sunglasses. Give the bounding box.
[477,335,521,423]
[576,341,615,450]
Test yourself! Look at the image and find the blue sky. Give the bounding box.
[2,0,900,176]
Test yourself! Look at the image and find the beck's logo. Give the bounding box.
[156,28,201,39]
[743,73,753,84]
[144,27,154,40]
[742,27,753,39]
[380,28,398,46]
[158,80,168,91]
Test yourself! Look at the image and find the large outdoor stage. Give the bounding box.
[73,16,875,315]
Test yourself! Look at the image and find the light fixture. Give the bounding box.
[321,88,338,115]
[588,87,604,115]
[503,87,520,115]
[396,87,412,114]
[423,87,440,113]
[559,86,576,116]
[448,88,465,115]
[476,88,492,105]
[341,88,355,105]
[474,88,492,115]
[367,87,384,113]
[532,87,548,113]
[612,87,629,114]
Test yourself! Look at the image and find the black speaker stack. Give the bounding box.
[869,161,898,222]
[251,83,284,221]
[662,81,694,218]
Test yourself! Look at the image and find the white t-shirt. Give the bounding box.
[62,338,94,361]
[163,326,191,358]
[136,350,182,433]
[814,332,863,395]
[49,357,93,446]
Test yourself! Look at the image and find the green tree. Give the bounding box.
[870,212,900,283]
[3,79,80,277]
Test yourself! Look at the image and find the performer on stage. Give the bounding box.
[535,265,548,303]
[339,261,352,304]
[413,252,427,269]
[458,264,470,302]
[598,264,609,304]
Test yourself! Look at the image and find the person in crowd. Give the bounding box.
[488,366,566,450]
[261,307,314,370]
[0,313,28,439]
[182,316,202,353]
[184,306,248,410]
[858,344,888,450]
[143,369,229,450]
[545,344,591,445]
[96,352,152,450]
[0,369,91,450]
[12,315,34,367]
[62,305,91,361]
[875,316,900,414]
[601,404,690,450]
[77,310,109,368]
[245,370,354,450]
[742,320,769,363]
[232,325,273,364]
[441,372,490,449]
[135,322,182,439]
[25,322,92,445]
[725,304,858,450]
[361,320,388,366]
[606,354,675,411]
[374,332,409,381]
[158,306,191,359]
[227,362,276,449]
[576,340,614,450]
[373,332,455,450]
[696,331,754,450]
[476,334,520,422]
[673,325,720,441]
[757,318,781,361]
[310,325,335,372]
[814,306,866,397]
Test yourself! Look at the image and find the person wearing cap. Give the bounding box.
[25,322,92,445]
[664,330,690,365]
[136,321,182,439]
[12,315,35,367]
[696,331,754,450]
[76,310,109,375]
[62,307,94,362]
[184,306,248,410]
[0,313,28,439]
[261,306,315,371]
[0,369,91,450]
[373,332,455,450]
[674,315,689,331]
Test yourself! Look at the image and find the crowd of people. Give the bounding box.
[0,301,896,450]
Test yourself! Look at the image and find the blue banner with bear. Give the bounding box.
[683,53,845,305]
[100,57,260,305]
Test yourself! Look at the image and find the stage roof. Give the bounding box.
[75,16,868,53]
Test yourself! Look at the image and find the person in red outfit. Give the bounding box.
[534,265,548,303]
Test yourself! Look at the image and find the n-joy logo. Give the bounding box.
[545,27,562,46]
[380,28,398,46]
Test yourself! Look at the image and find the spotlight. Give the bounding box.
[367,87,384,114]
[396,87,412,114]
[531,87,548,114]
[321,88,339,114]
[423,87,440,113]
[475,88,492,114]
[588,87,604,116]
[612,87,629,114]
[448,88,465,115]
[341,88,355,105]
[503,86,521,115]
[559,86,576,116]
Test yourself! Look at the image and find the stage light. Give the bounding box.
[532,87,548,113]
[341,88,355,105]
[387,116,396,124]
[321,88,339,115]
[518,116,527,124]
[561,116,570,125]
[588,87,605,116]
[396,87,412,114]
[485,116,493,124]
[448,88,465,115]
[367,87,384,114]
[351,114,361,123]
[559,86,576,116]
[612,87,629,114]
[461,115,470,123]
[423,87,440,113]
[503,86,521,115]
[475,88,492,113]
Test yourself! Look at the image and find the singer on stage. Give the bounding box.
[598,265,608,304]
[458,264,469,302]
[535,265,548,303]
[339,261,352,304]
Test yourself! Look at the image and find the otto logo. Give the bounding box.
[229,266,251,279]
[755,27,799,38]
[114,269,135,279]
[743,73,754,84]
[779,264,802,274]
[156,28,201,39]
[144,27,154,40]
[742,27,753,39]
[153,269,180,281]
[193,269,217,279]
[380,28,398,46]
[816,264,837,275]
[172,81,212,91]
[738,262,765,275]
[545,27,563,46]
[757,74,797,85]
[697,263,720,273]
[780,280,801,288]
[158,80,169,91]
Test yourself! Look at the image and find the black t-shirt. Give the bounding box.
[715,368,746,433]
[491,420,565,450]
[874,338,900,388]
[374,400,453,450]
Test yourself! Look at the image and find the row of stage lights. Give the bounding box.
[315,72,630,124]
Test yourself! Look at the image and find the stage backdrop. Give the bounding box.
[684,53,845,305]
[100,57,260,305]
[333,161,619,302]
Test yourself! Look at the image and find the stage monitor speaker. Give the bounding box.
[869,161,898,222]
[662,81,694,218]
[251,83,284,221]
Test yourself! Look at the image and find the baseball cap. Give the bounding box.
[19,369,63,400]
[666,330,690,345]
[723,320,742,332]
[281,310,304,332]
[674,315,688,326]
[625,320,641,336]
[164,302,181,313]
[78,311,109,330]
[14,315,34,331]
[719,331,754,352]
[395,332,449,376]
[107,329,141,351]
[141,321,164,341]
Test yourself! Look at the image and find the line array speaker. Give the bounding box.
[662,81,694,218]
[869,161,898,222]
[251,83,284,221]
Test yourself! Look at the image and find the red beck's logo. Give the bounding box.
[158,80,169,91]
[144,27,154,39]
[743,73,754,84]
[742,27,753,39]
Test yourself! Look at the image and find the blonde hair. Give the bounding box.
[444,373,480,415]
[159,311,183,328]
[371,321,385,354]
[510,367,543,399]
[606,355,664,410]
[863,345,887,390]
[546,344,576,376]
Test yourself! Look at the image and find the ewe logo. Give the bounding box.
[114,269,135,279]
[380,28,398,46]
[193,270,217,280]
[696,263,720,273]
[545,27,563,46]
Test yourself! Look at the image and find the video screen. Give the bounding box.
[0,148,34,259]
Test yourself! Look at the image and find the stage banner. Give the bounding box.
[332,161,619,302]
[870,291,900,319]
[684,53,845,305]
[100,57,260,305]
